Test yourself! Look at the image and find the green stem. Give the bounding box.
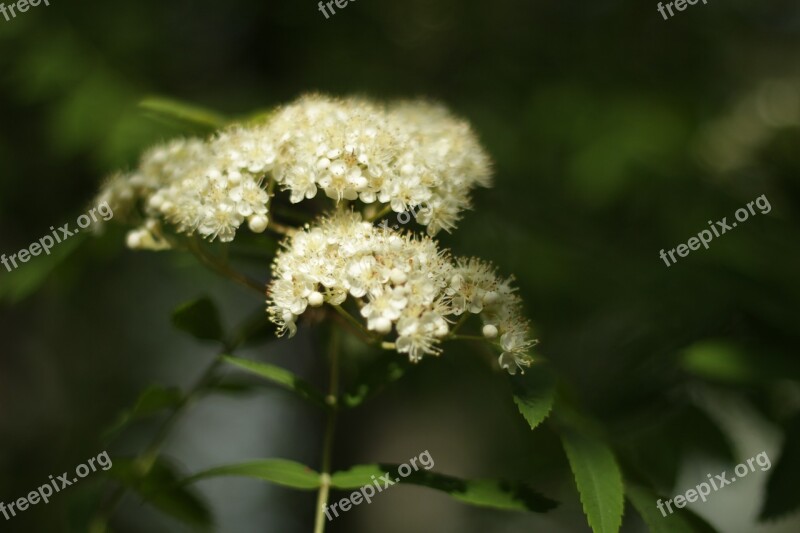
[267,220,296,237]
[90,355,224,532]
[313,329,340,533]
[331,305,376,343]
[143,358,223,467]
[187,237,265,294]
[366,203,392,222]
[90,312,261,533]
[449,313,471,336]
[449,334,487,342]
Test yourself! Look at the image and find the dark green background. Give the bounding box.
[1,0,799,531]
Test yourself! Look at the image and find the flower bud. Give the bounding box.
[482,324,499,338]
[248,215,269,233]
[308,291,324,307]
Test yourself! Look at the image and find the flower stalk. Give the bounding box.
[313,328,340,533]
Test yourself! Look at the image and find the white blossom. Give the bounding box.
[267,212,535,371]
[96,95,532,373]
[97,94,492,246]
[98,129,275,244]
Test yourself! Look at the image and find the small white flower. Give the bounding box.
[360,289,408,331]
[498,331,534,375]
[229,180,269,217]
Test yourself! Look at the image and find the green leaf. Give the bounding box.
[560,427,624,533]
[511,364,557,431]
[760,414,800,520]
[222,356,327,407]
[241,109,276,126]
[329,464,381,489]
[139,97,226,131]
[626,484,718,533]
[681,340,800,384]
[184,459,321,490]
[342,356,408,408]
[330,464,558,513]
[110,457,213,530]
[680,340,755,383]
[103,385,183,440]
[171,297,224,343]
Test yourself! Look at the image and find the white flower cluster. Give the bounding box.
[97,94,491,248]
[97,127,274,246]
[267,212,535,374]
[269,95,492,234]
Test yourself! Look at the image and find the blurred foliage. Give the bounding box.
[1,0,799,532]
